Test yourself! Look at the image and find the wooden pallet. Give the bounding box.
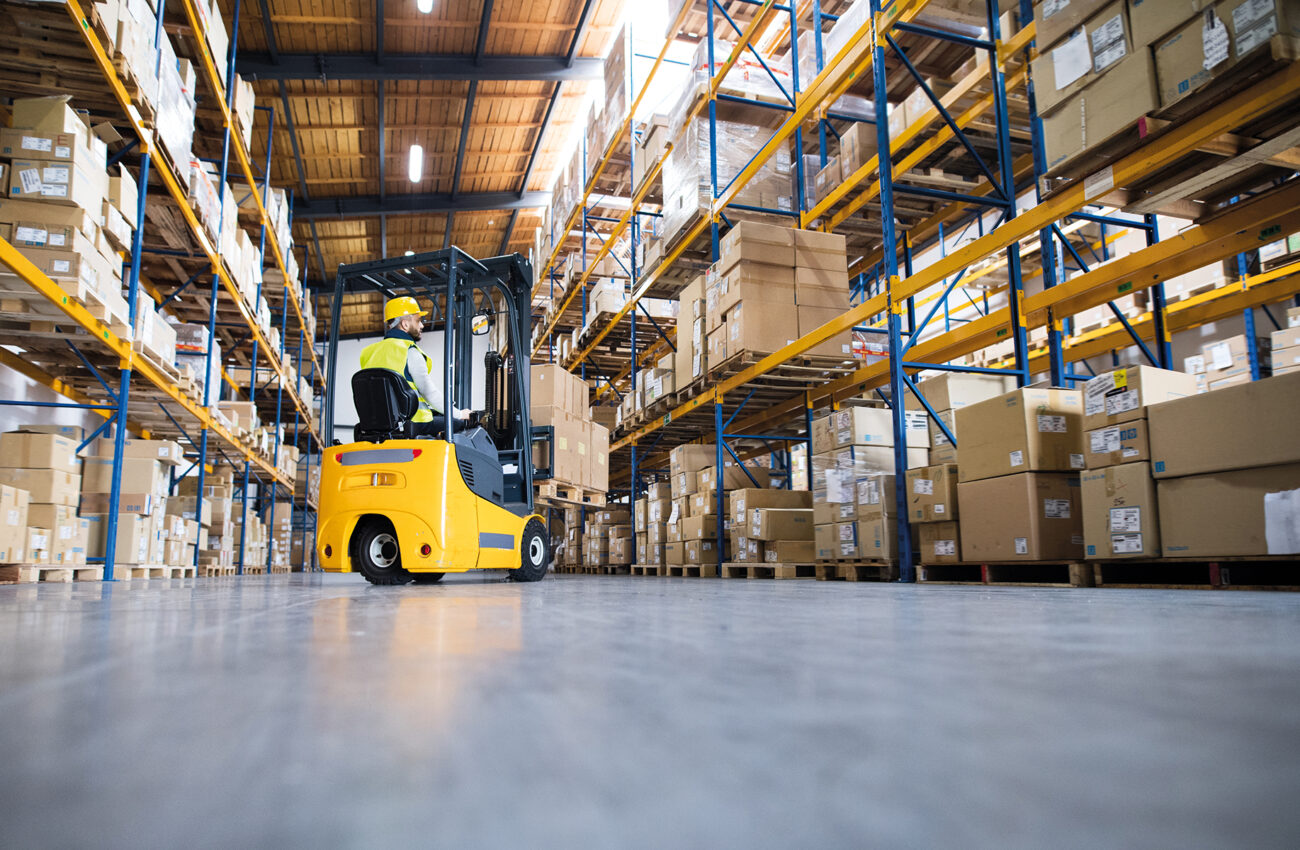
[242,566,268,575]
[815,561,900,582]
[918,561,1092,587]
[722,561,816,580]
[665,563,719,578]
[0,564,103,584]
[118,564,198,580]
[535,480,606,508]
[198,565,238,577]
[630,563,666,576]
[1085,556,1300,590]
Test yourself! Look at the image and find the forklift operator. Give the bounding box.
[360,296,470,436]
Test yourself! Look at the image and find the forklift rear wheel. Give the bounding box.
[353,520,413,585]
[509,518,549,582]
[410,572,445,584]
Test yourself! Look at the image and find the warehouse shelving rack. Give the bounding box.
[0,0,324,577]
[532,0,1300,578]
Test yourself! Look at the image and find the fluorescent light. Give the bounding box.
[416,0,433,13]
[407,144,424,183]
[404,250,415,256]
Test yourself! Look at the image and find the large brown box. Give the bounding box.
[814,523,837,560]
[763,540,815,562]
[0,468,79,506]
[1154,0,1300,110]
[726,300,799,354]
[920,521,961,564]
[82,456,167,497]
[955,388,1085,483]
[905,373,1018,412]
[793,229,848,272]
[716,265,795,317]
[698,463,772,493]
[856,474,898,520]
[1148,371,1300,478]
[1033,0,1114,49]
[664,540,685,565]
[730,488,812,525]
[718,220,794,273]
[1082,365,1198,430]
[79,491,160,517]
[1041,51,1159,172]
[857,516,899,560]
[1085,419,1151,469]
[673,276,706,386]
[89,437,185,466]
[1031,1,1133,114]
[748,508,814,541]
[928,409,958,464]
[685,538,719,565]
[796,305,855,359]
[1081,462,1160,559]
[1157,463,1300,557]
[0,432,80,474]
[905,464,960,523]
[958,472,1085,561]
[680,514,718,540]
[670,444,716,478]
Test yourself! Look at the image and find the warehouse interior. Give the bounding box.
[2,0,1300,845]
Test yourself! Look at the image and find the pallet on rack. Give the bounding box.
[198,564,237,577]
[119,563,197,580]
[917,561,1091,587]
[534,480,606,508]
[0,564,103,583]
[815,560,900,582]
[722,561,816,580]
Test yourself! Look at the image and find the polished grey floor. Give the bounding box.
[1,573,1298,848]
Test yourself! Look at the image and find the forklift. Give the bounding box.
[316,248,549,584]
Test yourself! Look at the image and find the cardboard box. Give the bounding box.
[78,491,158,517]
[814,407,929,452]
[928,409,958,464]
[1041,51,1159,172]
[749,508,814,541]
[763,540,815,562]
[7,150,109,216]
[680,514,718,540]
[1157,463,1300,557]
[1148,371,1300,478]
[0,432,81,473]
[958,472,1085,561]
[698,464,772,493]
[920,521,961,564]
[0,484,31,562]
[1031,1,1134,114]
[814,523,837,560]
[793,229,848,272]
[856,474,898,520]
[796,305,855,359]
[715,265,796,317]
[82,456,167,496]
[905,464,960,522]
[1085,418,1151,468]
[1081,462,1160,559]
[726,300,798,354]
[90,437,185,466]
[1154,0,1300,109]
[0,468,79,506]
[905,373,1018,412]
[684,538,719,565]
[1082,365,1198,430]
[27,527,51,564]
[955,388,1085,482]
[1128,0,1205,49]
[689,489,719,518]
[718,220,794,273]
[857,516,899,560]
[730,488,812,525]
[1034,0,1114,50]
[663,540,684,565]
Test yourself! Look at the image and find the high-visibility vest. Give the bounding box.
[359,335,436,422]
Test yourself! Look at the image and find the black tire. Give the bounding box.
[509,518,549,582]
[352,519,413,585]
[410,572,445,584]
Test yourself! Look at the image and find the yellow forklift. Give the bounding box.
[316,248,549,584]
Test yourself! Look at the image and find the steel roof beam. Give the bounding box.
[237,54,603,81]
[294,191,549,220]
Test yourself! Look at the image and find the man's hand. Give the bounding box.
[453,409,472,422]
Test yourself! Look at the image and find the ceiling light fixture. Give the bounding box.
[416,0,433,14]
[408,144,424,183]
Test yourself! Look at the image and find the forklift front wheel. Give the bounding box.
[509,518,549,582]
[353,519,413,585]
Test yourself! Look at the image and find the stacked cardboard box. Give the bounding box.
[1200,333,1272,391]
[1035,0,1158,172]
[905,373,1017,464]
[0,484,31,564]
[180,467,236,568]
[531,363,610,492]
[0,430,88,566]
[1273,308,1300,375]
[559,507,583,568]
[907,464,961,564]
[956,388,1087,561]
[1079,366,1197,559]
[585,508,632,567]
[728,489,814,564]
[81,436,182,566]
[1148,371,1300,558]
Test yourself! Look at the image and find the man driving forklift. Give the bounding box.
[359,295,471,436]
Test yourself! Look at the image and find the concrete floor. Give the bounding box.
[1,575,1298,848]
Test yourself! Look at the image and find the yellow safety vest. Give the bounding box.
[359,334,436,422]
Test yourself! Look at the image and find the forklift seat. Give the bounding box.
[352,368,421,442]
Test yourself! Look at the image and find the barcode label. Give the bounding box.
[912,478,933,495]
[1091,427,1120,453]
[21,135,51,152]
[1009,450,1024,467]
[1091,14,1127,73]
[1014,537,1028,555]
[934,540,956,556]
[1044,498,1071,519]
[1109,506,1141,533]
[1111,533,1143,554]
[1037,414,1066,433]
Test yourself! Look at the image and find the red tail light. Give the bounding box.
[323,545,332,557]
[412,449,422,459]
[420,544,431,556]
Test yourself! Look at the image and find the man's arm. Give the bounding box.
[406,347,469,420]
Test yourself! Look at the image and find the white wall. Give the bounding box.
[331,331,492,442]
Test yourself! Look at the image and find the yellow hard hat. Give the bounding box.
[384,296,427,322]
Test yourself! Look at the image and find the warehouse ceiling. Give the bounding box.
[232,0,628,288]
